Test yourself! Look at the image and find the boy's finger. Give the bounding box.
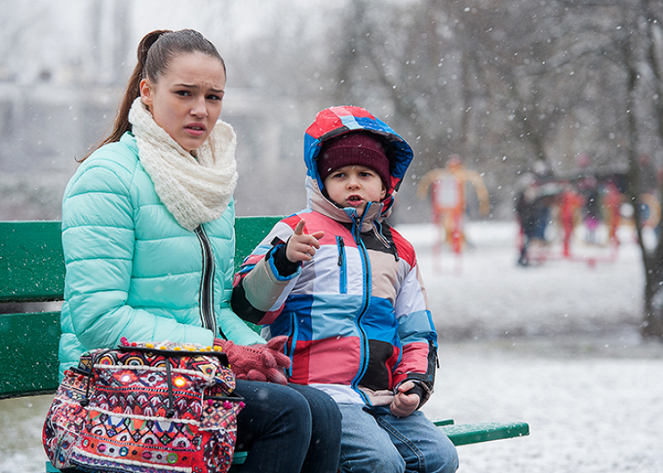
[398,381,415,392]
[311,231,325,241]
[308,232,324,249]
[294,220,306,235]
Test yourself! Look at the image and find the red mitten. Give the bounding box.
[214,336,291,385]
[264,336,291,369]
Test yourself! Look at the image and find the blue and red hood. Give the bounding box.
[304,106,414,212]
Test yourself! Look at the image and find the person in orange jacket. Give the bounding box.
[417,155,489,255]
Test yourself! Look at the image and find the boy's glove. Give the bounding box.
[214,336,291,385]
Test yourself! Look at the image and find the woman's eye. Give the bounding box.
[175,90,190,97]
[208,94,222,101]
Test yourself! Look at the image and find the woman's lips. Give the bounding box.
[185,123,206,136]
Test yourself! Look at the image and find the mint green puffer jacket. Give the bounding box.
[58,132,264,378]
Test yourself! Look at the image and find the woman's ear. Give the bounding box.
[380,184,387,200]
[139,78,153,107]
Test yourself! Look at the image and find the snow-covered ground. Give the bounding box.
[400,220,646,339]
[401,221,663,473]
[1,221,662,472]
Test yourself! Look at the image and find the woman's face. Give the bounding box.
[140,52,226,153]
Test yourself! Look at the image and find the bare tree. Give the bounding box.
[617,0,663,339]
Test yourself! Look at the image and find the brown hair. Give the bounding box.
[81,29,225,161]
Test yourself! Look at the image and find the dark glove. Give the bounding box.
[214,336,291,385]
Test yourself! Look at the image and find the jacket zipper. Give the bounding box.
[349,215,372,404]
[195,225,218,337]
[336,236,347,294]
[372,221,391,249]
[286,312,298,378]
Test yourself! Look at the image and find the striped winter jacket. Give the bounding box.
[232,106,438,407]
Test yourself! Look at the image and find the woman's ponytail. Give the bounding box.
[80,30,171,160]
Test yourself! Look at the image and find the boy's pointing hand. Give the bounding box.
[286,220,324,263]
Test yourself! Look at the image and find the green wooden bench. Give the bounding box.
[0,218,529,472]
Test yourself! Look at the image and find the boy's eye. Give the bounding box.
[175,90,191,97]
[207,94,222,101]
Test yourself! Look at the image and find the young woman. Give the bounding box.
[59,29,341,473]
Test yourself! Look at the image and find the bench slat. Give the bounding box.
[437,420,530,445]
[234,215,282,267]
[0,311,61,398]
[0,221,65,302]
[0,216,281,304]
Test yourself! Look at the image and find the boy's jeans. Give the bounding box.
[338,404,459,473]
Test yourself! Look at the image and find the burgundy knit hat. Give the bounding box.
[317,131,391,189]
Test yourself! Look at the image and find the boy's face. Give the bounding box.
[323,164,386,216]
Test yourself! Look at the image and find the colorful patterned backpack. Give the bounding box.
[43,339,244,473]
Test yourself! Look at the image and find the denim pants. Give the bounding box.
[338,404,459,473]
[234,380,341,473]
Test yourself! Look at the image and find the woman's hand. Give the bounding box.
[390,381,420,417]
[214,336,291,385]
[286,220,324,263]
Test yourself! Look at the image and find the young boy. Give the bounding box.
[231,106,459,473]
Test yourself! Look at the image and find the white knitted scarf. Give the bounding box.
[128,97,238,231]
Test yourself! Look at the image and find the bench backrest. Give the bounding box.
[0,217,281,399]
